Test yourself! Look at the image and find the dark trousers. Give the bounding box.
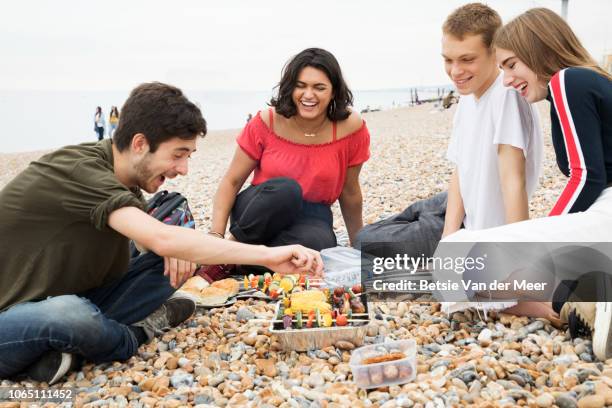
[353,192,448,258]
[0,252,174,378]
[230,178,337,251]
[95,126,104,141]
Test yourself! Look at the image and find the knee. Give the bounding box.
[39,296,103,332]
[264,178,302,206]
[301,227,337,251]
[353,228,366,249]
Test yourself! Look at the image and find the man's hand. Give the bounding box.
[263,245,324,277]
[164,256,197,288]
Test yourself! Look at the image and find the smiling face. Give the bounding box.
[496,47,548,103]
[442,33,499,99]
[132,135,196,193]
[291,66,333,121]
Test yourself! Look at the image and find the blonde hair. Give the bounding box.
[442,3,502,49]
[494,8,612,83]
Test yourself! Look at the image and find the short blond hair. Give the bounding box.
[443,3,502,49]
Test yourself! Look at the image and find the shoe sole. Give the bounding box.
[593,302,612,361]
[48,353,73,385]
[27,352,73,385]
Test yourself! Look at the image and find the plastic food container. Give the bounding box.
[321,246,363,288]
[349,339,417,388]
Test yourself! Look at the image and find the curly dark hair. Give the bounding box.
[270,48,353,121]
[113,82,207,152]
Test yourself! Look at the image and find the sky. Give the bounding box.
[0,0,610,92]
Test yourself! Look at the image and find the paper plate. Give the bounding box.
[196,296,237,309]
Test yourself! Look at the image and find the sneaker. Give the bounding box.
[560,302,612,360]
[133,296,196,341]
[25,351,78,385]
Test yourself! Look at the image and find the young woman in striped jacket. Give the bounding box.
[495,8,612,360]
[440,7,611,360]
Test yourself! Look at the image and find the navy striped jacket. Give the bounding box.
[546,67,612,215]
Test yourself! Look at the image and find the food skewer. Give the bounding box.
[272,317,368,323]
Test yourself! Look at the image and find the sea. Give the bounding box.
[0,87,450,153]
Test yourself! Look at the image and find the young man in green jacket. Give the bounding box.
[0,82,321,384]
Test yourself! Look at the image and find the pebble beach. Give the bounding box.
[2,103,610,408]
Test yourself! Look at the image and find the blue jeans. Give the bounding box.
[0,252,175,378]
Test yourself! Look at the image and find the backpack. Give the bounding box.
[130,190,195,257]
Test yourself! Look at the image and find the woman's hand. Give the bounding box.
[263,245,324,277]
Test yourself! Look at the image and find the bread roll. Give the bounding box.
[181,276,210,295]
[198,286,230,306]
[211,278,239,296]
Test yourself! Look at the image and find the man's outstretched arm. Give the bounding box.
[108,206,323,279]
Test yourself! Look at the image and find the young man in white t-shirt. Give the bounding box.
[441,3,542,237]
[437,3,551,320]
[354,4,542,260]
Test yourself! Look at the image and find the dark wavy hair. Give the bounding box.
[113,82,207,153]
[270,48,353,121]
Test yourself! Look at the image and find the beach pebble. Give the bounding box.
[556,394,579,408]
[536,393,555,407]
[478,328,492,347]
[255,359,278,377]
[305,373,325,388]
[170,371,193,388]
[236,307,255,322]
[577,395,605,408]
[336,340,355,350]
[208,373,226,387]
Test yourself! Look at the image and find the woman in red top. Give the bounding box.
[210,48,370,254]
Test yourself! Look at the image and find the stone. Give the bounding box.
[397,302,408,318]
[556,394,579,408]
[92,374,108,385]
[208,373,226,387]
[396,395,414,407]
[459,371,477,384]
[195,366,213,379]
[451,378,467,391]
[166,357,179,370]
[306,373,325,388]
[478,328,493,347]
[535,393,555,408]
[236,307,255,323]
[193,393,214,405]
[304,390,327,401]
[255,358,278,377]
[336,340,355,350]
[595,382,612,405]
[577,395,605,408]
[170,371,193,388]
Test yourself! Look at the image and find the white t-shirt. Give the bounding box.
[446,72,542,230]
